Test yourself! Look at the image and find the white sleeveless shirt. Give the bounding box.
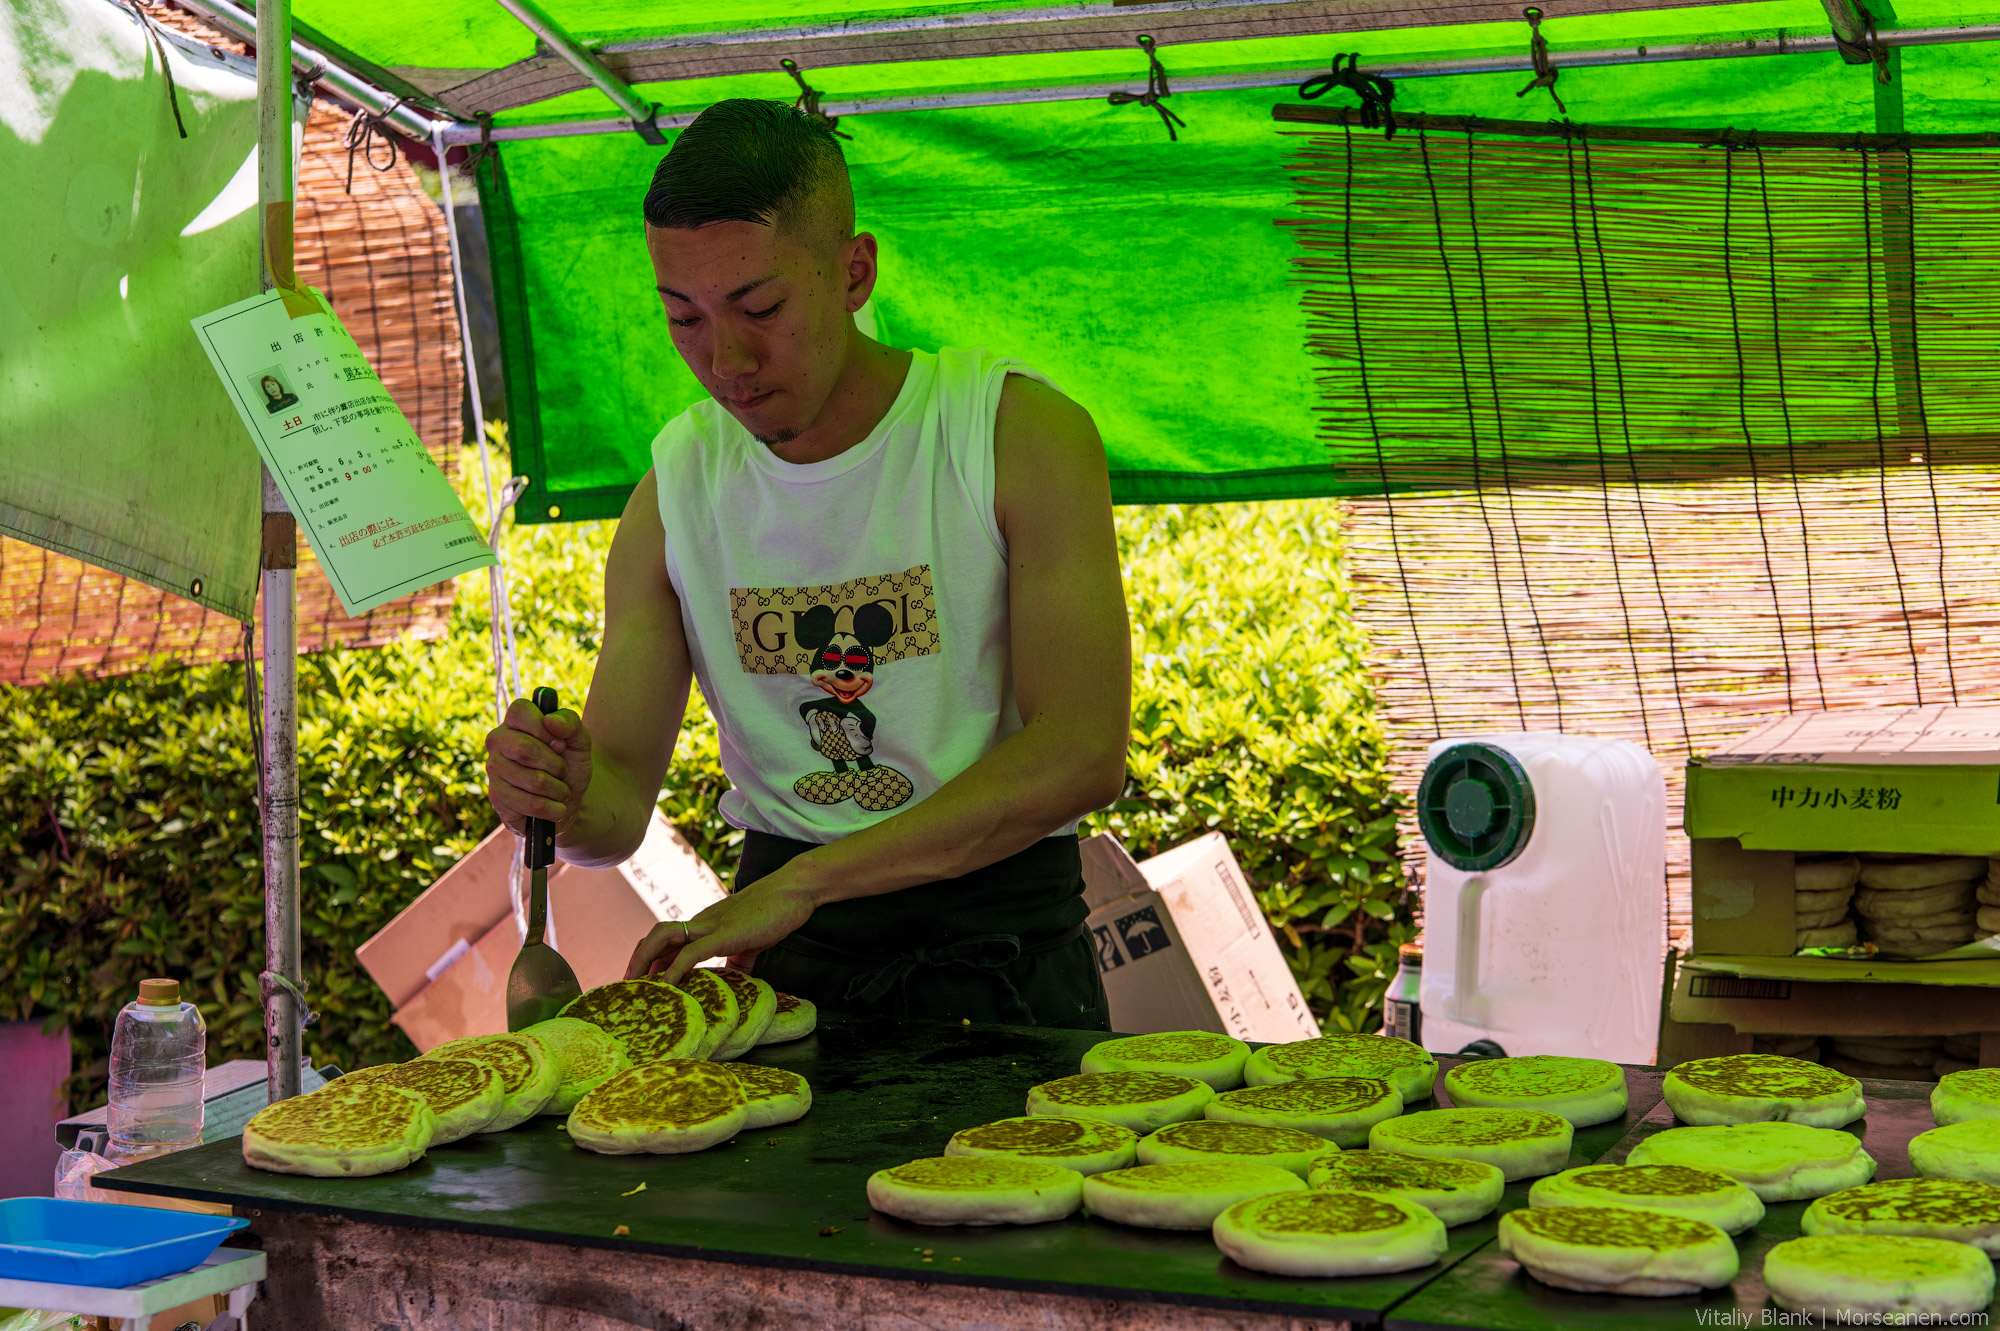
[651,346,1058,844]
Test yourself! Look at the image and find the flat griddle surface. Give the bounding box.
[99,1018,1662,1322]
[1385,1075,1982,1330]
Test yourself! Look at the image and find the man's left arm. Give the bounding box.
[641,373,1131,980]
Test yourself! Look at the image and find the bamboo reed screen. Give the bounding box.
[1281,110,2000,940]
[1,90,463,686]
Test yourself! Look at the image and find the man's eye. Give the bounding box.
[747,302,782,319]
[669,315,699,328]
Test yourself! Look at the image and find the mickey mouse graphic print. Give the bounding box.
[727,565,943,813]
[653,347,1072,845]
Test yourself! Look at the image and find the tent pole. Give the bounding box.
[432,19,2000,145]
[489,0,666,143]
[174,0,436,141]
[257,0,304,1107]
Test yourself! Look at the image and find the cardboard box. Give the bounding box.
[1687,706,2000,963]
[1082,832,1320,1044]
[363,810,728,1051]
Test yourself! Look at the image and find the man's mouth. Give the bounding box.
[727,390,774,409]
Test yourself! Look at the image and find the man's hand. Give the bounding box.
[624,867,821,984]
[484,698,594,837]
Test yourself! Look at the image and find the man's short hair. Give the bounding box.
[642,99,853,263]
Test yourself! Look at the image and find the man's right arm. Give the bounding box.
[483,467,692,869]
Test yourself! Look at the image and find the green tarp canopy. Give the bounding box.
[281,0,2000,519]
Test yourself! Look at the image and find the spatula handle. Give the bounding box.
[523,686,560,870]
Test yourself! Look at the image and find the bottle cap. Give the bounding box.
[137,978,180,1006]
[1398,943,1423,964]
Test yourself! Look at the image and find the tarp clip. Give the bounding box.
[1833,4,1895,84]
[1108,35,1187,142]
[782,59,852,140]
[1516,8,1567,115]
[1298,54,1397,139]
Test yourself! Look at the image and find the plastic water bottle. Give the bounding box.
[107,978,205,1162]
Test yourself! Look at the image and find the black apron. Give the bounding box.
[740,830,1111,1031]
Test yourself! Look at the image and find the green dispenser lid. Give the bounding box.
[1417,742,1536,872]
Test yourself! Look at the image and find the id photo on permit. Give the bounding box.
[192,284,495,616]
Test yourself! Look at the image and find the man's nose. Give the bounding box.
[709,323,758,381]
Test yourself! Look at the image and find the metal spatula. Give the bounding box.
[506,686,583,1030]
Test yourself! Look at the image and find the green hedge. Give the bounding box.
[0,451,1406,1107]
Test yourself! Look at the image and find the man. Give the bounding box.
[483,99,1131,1029]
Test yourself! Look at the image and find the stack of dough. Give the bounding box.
[1852,855,1985,958]
[1753,1034,1821,1064]
[1795,854,1860,950]
[1824,1035,1944,1083]
[1932,1066,2000,1126]
[1937,1035,1982,1080]
[1982,857,2000,944]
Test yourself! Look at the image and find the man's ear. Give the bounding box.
[795,604,838,653]
[842,232,879,313]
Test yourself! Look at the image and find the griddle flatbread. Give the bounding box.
[1528,1163,1765,1234]
[1662,1054,1864,1128]
[1137,1120,1335,1179]
[1368,1107,1573,1182]
[559,979,707,1064]
[1026,1071,1214,1133]
[343,1057,502,1144]
[1498,1205,1738,1296]
[758,991,817,1045]
[867,1155,1082,1226]
[1307,1150,1505,1226]
[1082,1162,1304,1230]
[674,968,740,1059]
[1443,1055,1627,1128]
[1080,1031,1250,1091]
[518,1016,633,1116]
[243,1082,434,1177]
[1212,1189,1447,1277]
[717,1061,811,1129]
[1243,1034,1436,1102]
[947,1116,1138,1175]
[422,1033,559,1130]
[1206,1075,1401,1147]
[1764,1235,1995,1320]
[711,968,777,1059]
[567,1059,746,1155]
[1802,1177,2000,1254]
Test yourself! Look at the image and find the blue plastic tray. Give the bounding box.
[0,1199,247,1288]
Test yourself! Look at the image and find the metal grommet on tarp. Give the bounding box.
[1417,742,1536,871]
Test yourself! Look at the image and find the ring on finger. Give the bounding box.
[679,920,692,944]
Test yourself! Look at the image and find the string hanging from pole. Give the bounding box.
[342,97,406,193]
[1341,121,1440,734]
[1108,35,1187,142]
[1898,146,1959,703]
[781,59,852,139]
[1461,126,1566,731]
[1564,127,1651,750]
[1720,140,1797,712]
[1856,148,1926,702]
[1754,141,1829,708]
[434,125,525,723]
[1298,55,1397,139]
[1516,8,1567,115]
[124,1,188,139]
[1417,126,1530,729]
[1577,127,1692,748]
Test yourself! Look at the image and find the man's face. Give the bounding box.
[647,219,869,447]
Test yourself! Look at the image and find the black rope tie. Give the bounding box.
[1754,140,1829,709]
[1299,54,1397,139]
[1721,138,1797,713]
[343,97,406,194]
[1108,35,1186,142]
[463,113,500,194]
[1517,8,1567,115]
[1418,127,1530,729]
[1341,122,1441,734]
[1564,127,1650,750]
[782,59,852,139]
[1460,126,1565,730]
[1579,128,1692,747]
[1832,3,1895,84]
[125,1,188,140]
[1856,148,1925,703]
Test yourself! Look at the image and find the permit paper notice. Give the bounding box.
[193,286,494,615]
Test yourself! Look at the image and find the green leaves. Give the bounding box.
[1087,500,1413,1039]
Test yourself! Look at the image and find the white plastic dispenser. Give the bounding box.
[1415,733,1665,1065]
